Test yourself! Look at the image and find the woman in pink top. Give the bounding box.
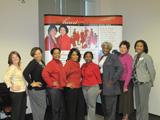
[118,40,134,120]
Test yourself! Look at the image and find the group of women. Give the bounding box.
[4,39,155,120]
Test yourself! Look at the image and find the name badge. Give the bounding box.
[139,57,144,61]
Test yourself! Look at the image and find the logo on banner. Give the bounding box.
[62,17,88,25]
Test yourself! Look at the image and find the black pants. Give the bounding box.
[64,87,85,120]
[47,88,66,120]
[10,91,26,120]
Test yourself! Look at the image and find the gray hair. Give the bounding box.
[101,41,112,50]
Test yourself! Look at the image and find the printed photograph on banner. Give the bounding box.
[70,26,99,49]
[44,24,71,51]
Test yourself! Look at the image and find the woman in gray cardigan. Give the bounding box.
[132,40,156,120]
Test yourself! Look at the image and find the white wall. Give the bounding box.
[86,0,160,116]
[0,0,39,115]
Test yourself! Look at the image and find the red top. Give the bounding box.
[76,33,80,41]
[80,32,85,43]
[45,35,60,50]
[58,34,71,50]
[42,58,63,89]
[90,31,94,37]
[70,37,76,47]
[60,59,81,88]
[85,29,89,37]
[73,31,76,38]
[81,62,102,86]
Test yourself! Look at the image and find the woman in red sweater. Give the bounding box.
[42,48,66,120]
[81,51,102,120]
[58,24,71,50]
[60,48,85,120]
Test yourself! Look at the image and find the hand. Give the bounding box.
[53,81,59,86]
[99,90,102,94]
[123,88,128,92]
[107,81,114,87]
[31,81,42,87]
[66,82,74,88]
[11,85,21,91]
[152,84,154,87]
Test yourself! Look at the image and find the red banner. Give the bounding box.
[44,15,122,25]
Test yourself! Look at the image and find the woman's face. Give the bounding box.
[102,45,111,56]
[71,51,79,62]
[50,28,57,37]
[135,42,144,54]
[84,53,92,64]
[12,54,20,65]
[60,27,66,36]
[34,49,42,62]
[120,45,128,55]
[52,49,61,60]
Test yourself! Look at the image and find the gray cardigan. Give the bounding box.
[133,52,156,84]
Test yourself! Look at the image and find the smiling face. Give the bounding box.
[84,53,93,64]
[50,28,57,37]
[12,54,20,65]
[52,49,61,61]
[60,27,66,36]
[120,44,128,55]
[135,42,144,55]
[34,49,42,62]
[102,45,111,56]
[71,51,79,62]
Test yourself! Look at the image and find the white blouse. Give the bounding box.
[99,56,107,73]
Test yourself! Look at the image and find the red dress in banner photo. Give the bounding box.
[73,29,76,38]
[70,36,76,47]
[45,35,60,51]
[80,31,85,44]
[84,28,89,39]
[76,32,80,42]
[58,34,71,50]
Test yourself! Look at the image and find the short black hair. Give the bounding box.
[59,24,69,33]
[30,47,42,57]
[119,40,130,50]
[48,25,57,34]
[83,51,94,59]
[67,48,81,62]
[50,48,61,55]
[134,40,148,53]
